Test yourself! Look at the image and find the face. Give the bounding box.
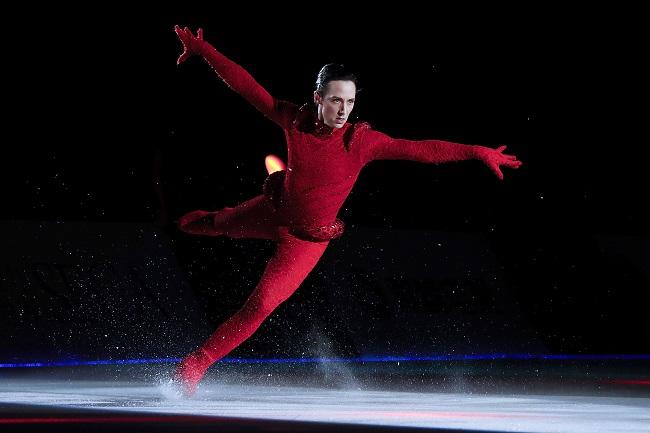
[315,80,356,129]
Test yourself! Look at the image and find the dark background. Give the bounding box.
[4,5,648,356]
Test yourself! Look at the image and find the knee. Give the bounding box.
[243,291,283,320]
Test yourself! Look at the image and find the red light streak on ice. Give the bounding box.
[0,415,212,424]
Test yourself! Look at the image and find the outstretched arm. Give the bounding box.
[359,128,522,180]
[174,25,287,124]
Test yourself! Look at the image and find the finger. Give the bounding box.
[496,145,506,152]
[198,28,204,39]
[506,160,521,169]
[175,26,188,42]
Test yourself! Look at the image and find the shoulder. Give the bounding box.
[353,121,372,131]
[342,121,372,150]
[292,103,316,124]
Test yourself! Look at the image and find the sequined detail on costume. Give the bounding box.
[293,104,334,140]
[263,169,287,202]
[289,218,345,243]
[313,120,334,136]
[349,121,371,143]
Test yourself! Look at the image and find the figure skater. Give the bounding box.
[170,25,522,397]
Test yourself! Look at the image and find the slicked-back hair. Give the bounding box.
[314,63,361,97]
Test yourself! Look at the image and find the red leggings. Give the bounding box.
[185,194,330,363]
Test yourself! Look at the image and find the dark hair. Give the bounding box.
[314,63,361,96]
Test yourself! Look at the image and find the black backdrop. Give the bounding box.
[4,4,648,356]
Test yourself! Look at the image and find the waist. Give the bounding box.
[287,218,345,243]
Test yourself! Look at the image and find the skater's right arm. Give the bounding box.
[174,25,290,125]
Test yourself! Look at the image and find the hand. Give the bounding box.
[174,25,204,65]
[475,145,522,180]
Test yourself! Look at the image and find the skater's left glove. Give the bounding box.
[474,145,522,179]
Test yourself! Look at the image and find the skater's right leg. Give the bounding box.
[177,195,276,239]
[176,209,225,236]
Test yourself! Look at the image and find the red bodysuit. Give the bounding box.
[171,26,521,397]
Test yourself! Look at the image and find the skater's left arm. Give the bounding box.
[358,129,522,179]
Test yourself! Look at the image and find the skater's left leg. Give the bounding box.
[172,230,329,397]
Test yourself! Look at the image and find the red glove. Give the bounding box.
[174,25,206,65]
[474,145,522,179]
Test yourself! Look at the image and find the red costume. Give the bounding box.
[171,26,521,397]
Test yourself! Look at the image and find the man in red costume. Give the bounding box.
[171,25,522,397]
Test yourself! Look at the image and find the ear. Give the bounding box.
[313,91,321,105]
